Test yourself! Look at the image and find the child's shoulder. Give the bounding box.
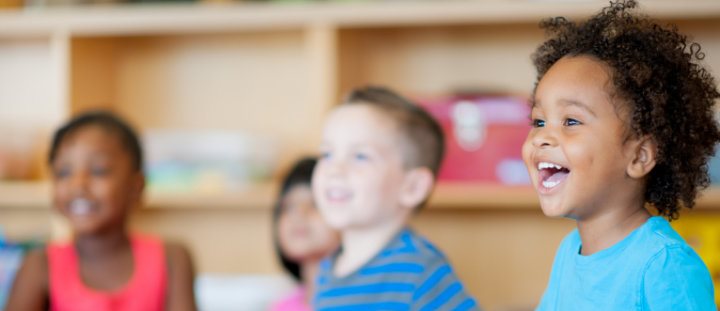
[623,217,706,274]
[640,219,715,308]
[640,216,693,255]
[162,240,193,267]
[382,228,450,266]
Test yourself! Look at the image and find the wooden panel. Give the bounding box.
[338,24,544,97]
[108,32,321,170]
[70,37,118,114]
[674,19,720,90]
[0,209,53,241]
[0,39,57,127]
[0,36,67,179]
[129,208,279,274]
[412,210,574,311]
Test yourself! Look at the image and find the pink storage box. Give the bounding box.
[420,96,531,184]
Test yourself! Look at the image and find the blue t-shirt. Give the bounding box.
[313,227,480,311]
[538,216,716,310]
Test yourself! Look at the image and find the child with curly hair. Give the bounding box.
[523,0,719,309]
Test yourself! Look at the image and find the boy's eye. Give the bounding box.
[563,118,582,126]
[320,151,331,160]
[354,153,370,161]
[531,119,545,128]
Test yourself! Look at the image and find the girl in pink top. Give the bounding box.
[271,158,339,311]
[7,111,197,311]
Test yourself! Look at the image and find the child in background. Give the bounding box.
[7,111,197,311]
[523,1,718,309]
[271,157,340,311]
[312,87,479,310]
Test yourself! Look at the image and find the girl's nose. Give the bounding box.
[532,127,558,148]
[70,171,90,196]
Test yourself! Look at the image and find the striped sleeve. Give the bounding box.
[411,257,480,311]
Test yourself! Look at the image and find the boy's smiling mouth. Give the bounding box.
[537,161,570,191]
[325,188,353,203]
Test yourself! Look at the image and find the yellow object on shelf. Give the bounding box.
[672,215,720,305]
[0,0,22,9]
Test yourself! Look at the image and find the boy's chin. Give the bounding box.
[320,213,355,231]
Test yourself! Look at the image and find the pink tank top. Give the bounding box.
[47,235,167,311]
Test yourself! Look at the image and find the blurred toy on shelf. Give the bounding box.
[420,94,531,185]
[144,129,279,194]
[0,0,22,9]
[195,274,295,311]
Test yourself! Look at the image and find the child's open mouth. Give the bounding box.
[69,198,99,217]
[537,161,570,190]
[325,188,353,203]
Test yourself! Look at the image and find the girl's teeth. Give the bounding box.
[70,199,93,215]
[538,162,564,170]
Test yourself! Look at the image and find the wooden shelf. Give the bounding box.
[0,181,279,210]
[1,0,719,37]
[3,180,718,211]
[696,186,720,210]
[430,183,538,210]
[0,181,50,209]
[145,182,278,210]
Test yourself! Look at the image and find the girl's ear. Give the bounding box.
[131,172,146,204]
[399,167,435,210]
[627,136,657,179]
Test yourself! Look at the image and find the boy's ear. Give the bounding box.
[399,167,435,210]
[627,136,657,179]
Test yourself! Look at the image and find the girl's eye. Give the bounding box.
[563,118,582,126]
[90,166,110,176]
[531,119,545,128]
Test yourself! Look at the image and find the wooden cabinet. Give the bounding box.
[1,1,719,309]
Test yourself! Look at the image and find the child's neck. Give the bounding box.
[334,217,406,278]
[576,200,650,256]
[73,228,135,291]
[301,259,321,304]
[75,228,131,260]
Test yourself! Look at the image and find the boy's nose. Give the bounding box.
[324,159,348,177]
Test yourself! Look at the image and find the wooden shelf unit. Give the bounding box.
[1,2,719,310]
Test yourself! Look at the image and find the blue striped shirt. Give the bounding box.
[313,228,480,311]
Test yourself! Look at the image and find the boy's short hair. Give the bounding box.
[49,110,144,172]
[532,0,720,220]
[343,86,445,177]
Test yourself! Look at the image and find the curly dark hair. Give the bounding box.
[532,0,720,220]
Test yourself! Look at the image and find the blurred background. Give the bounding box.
[0,0,719,310]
